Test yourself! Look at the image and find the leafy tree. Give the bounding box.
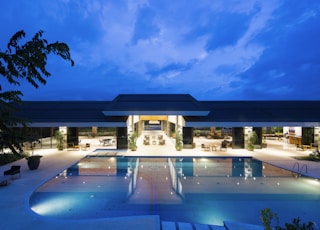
[260,208,316,230]
[0,30,74,154]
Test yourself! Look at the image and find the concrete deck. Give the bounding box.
[0,133,319,230]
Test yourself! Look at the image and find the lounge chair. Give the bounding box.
[4,165,21,179]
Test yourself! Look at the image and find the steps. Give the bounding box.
[161,221,227,230]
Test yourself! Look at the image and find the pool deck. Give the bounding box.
[0,136,319,230]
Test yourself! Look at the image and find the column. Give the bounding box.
[116,127,128,149]
[92,126,97,137]
[67,127,79,146]
[302,127,314,145]
[314,127,320,145]
[182,127,194,149]
[232,127,245,149]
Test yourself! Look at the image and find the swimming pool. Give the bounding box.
[29,156,320,226]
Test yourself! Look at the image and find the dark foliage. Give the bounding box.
[0,30,73,155]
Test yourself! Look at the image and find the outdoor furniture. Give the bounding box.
[4,165,21,178]
[210,144,217,151]
[81,143,91,150]
[201,144,210,151]
[0,179,8,187]
[100,139,114,146]
[144,139,150,145]
[72,144,80,151]
[220,140,228,151]
[159,139,165,145]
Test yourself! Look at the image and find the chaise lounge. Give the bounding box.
[4,165,21,179]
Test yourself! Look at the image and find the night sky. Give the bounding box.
[1,0,320,101]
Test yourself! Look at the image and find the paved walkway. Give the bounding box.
[0,136,319,230]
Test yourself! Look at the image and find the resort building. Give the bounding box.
[17,94,320,151]
[5,94,320,229]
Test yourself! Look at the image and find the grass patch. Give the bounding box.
[0,153,25,166]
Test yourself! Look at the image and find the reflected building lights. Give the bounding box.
[30,156,320,223]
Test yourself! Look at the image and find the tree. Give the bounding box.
[0,30,74,154]
[175,129,183,151]
[129,132,137,151]
[260,208,316,230]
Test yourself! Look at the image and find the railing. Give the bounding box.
[292,162,308,177]
[292,162,299,172]
[300,164,308,174]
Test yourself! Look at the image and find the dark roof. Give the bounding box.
[102,94,210,115]
[16,101,127,127]
[186,100,320,127]
[15,94,320,127]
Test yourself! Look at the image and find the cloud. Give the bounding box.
[1,0,320,100]
[131,5,160,44]
[235,1,320,99]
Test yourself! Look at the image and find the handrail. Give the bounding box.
[292,162,299,172]
[300,164,308,174]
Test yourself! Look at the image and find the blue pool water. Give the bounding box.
[29,156,320,226]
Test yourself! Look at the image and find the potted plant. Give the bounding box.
[175,130,183,151]
[129,132,137,151]
[55,130,64,151]
[26,154,42,170]
[247,131,258,151]
[25,140,42,170]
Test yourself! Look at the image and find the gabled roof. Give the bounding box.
[102,94,210,116]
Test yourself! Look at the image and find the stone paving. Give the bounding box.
[0,135,319,230]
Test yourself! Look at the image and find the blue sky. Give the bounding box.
[1,0,320,101]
